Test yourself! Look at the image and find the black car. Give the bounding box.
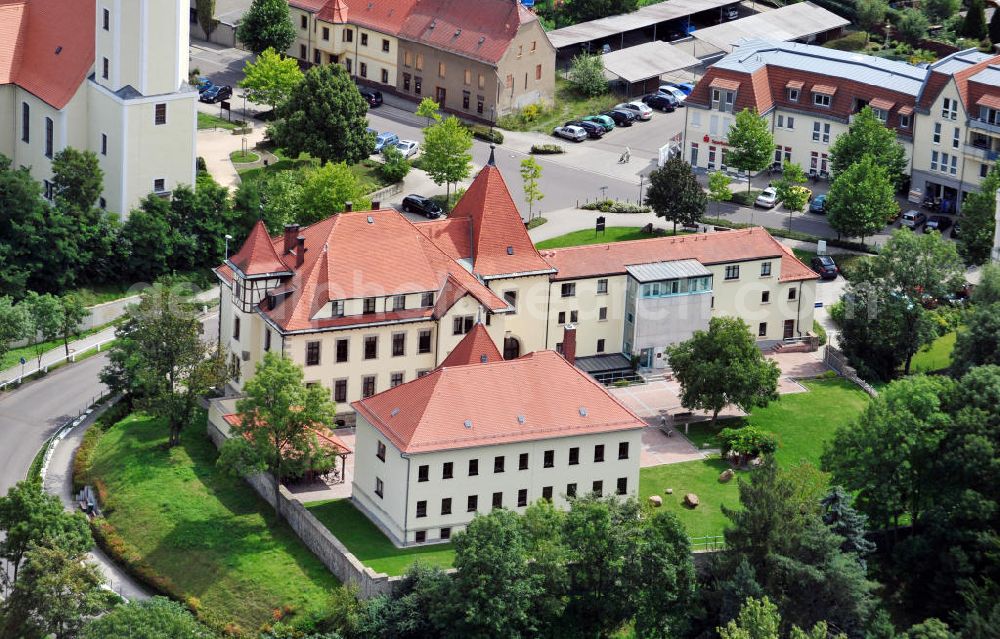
[565,119,605,139]
[641,93,676,112]
[602,109,635,127]
[924,215,952,233]
[359,87,383,107]
[810,255,839,280]
[199,84,232,103]
[401,194,443,219]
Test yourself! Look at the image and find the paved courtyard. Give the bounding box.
[284,430,356,503]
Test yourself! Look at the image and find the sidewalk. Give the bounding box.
[199,125,268,190]
[0,325,118,387]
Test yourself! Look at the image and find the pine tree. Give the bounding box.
[961,0,988,40]
[821,486,876,567]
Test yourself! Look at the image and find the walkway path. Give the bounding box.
[0,325,117,389]
[198,125,268,190]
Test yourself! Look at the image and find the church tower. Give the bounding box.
[94,0,189,96]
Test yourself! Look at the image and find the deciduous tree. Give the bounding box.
[51,147,103,213]
[957,165,998,266]
[666,317,780,427]
[773,161,808,214]
[236,0,295,55]
[520,156,544,221]
[421,116,473,205]
[0,296,28,364]
[195,0,217,39]
[826,154,897,242]
[240,47,304,112]
[567,53,607,97]
[922,0,959,23]
[299,161,371,224]
[22,292,62,369]
[379,145,411,183]
[726,109,775,195]
[415,97,442,127]
[82,596,213,639]
[829,106,909,189]
[644,157,706,233]
[707,170,733,215]
[896,9,930,45]
[951,303,1000,376]
[57,293,88,357]
[856,0,888,42]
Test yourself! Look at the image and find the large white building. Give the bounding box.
[0,0,197,215]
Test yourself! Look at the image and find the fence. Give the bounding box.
[824,345,878,397]
[689,535,726,552]
[0,338,117,392]
[368,182,402,204]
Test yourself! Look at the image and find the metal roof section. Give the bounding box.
[929,49,995,75]
[714,39,929,96]
[626,259,712,282]
[601,40,701,83]
[690,2,848,54]
[547,0,736,49]
[970,65,1000,85]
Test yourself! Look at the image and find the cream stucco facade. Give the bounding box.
[288,8,400,89]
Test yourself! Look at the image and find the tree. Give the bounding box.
[195,0,217,39]
[707,170,733,215]
[957,165,998,266]
[922,0,959,23]
[298,162,371,224]
[119,197,181,282]
[820,486,875,566]
[562,0,639,23]
[718,596,781,639]
[567,53,607,97]
[829,107,908,189]
[726,108,775,196]
[236,0,295,55]
[951,303,1000,376]
[82,597,213,639]
[269,64,374,165]
[240,47,304,112]
[100,284,227,446]
[772,161,808,217]
[644,157,707,233]
[718,426,779,466]
[826,154,898,242]
[51,147,104,213]
[421,116,473,206]
[973,264,1000,305]
[520,157,544,221]
[415,97,442,127]
[633,510,697,638]
[380,145,411,184]
[57,293,88,357]
[0,296,29,364]
[22,292,63,369]
[666,317,780,427]
[218,353,336,513]
[896,9,930,45]
[990,4,1000,44]
[1,545,115,639]
[856,0,889,42]
[0,480,92,594]
[961,0,988,39]
[354,564,454,639]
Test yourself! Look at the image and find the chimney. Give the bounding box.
[562,324,577,366]
[371,200,380,210]
[283,224,300,254]
[345,201,353,212]
[296,236,306,268]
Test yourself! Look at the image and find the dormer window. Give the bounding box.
[421,291,434,307]
[788,88,799,102]
[709,78,739,113]
[813,93,831,107]
[872,108,887,123]
[785,80,803,103]
[363,297,376,314]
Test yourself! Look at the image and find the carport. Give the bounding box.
[690,2,849,56]
[600,41,702,96]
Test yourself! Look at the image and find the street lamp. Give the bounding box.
[224,234,233,260]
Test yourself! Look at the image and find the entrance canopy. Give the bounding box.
[691,2,848,54]
[602,40,701,84]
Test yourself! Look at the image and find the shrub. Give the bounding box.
[72,427,103,492]
[196,156,208,172]
[525,216,548,230]
[581,199,651,214]
[823,31,868,51]
[530,143,564,154]
[470,124,503,144]
[731,189,762,207]
[379,146,411,183]
[613,379,631,387]
[813,319,828,346]
[718,425,778,466]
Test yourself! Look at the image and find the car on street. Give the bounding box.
[196,77,213,94]
[665,82,695,95]
[657,85,687,104]
[602,109,636,126]
[199,84,232,103]
[359,87,383,107]
[924,215,953,233]
[614,101,653,120]
[809,193,827,214]
[401,194,443,219]
[582,114,615,131]
[373,132,399,153]
[810,255,839,280]
[395,140,420,158]
[641,93,677,112]
[755,187,778,208]
[566,120,605,139]
[553,125,588,142]
[900,210,927,229]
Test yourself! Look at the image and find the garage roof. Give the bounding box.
[547,0,737,49]
[691,2,848,54]
[601,40,701,84]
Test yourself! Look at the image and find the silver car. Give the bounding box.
[553,125,588,142]
[615,101,653,120]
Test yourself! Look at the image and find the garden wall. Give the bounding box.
[206,399,403,598]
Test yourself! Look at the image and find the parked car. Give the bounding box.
[582,114,615,131]
[395,140,420,158]
[553,125,588,142]
[811,255,839,280]
[924,215,953,233]
[665,82,695,95]
[951,220,961,239]
[900,209,927,228]
[401,194,443,219]
[755,187,778,208]
[359,87,383,107]
[373,132,399,153]
[614,101,653,120]
[657,85,687,103]
[641,93,677,112]
[721,4,739,21]
[195,77,213,94]
[199,84,232,103]
[602,109,635,126]
[809,193,827,214]
[566,120,605,139]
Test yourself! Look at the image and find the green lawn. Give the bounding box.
[237,151,390,192]
[197,111,241,130]
[0,322,117,371]
[88,413,341,631]
[229,150,259,163]
[306,499,455,576]
[792,249,872,281]
[640,379,871,539]
[497,78,621,133]
[910,330,956,373]
[536,227,675,249]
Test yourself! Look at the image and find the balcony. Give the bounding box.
[969,118,1000,136]
[964,143,1000,162]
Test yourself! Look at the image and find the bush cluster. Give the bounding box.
[581,199,651,214]
[530,143,565,155]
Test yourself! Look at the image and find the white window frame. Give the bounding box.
[813,93,831,107]
[788,88,799,102]
[933,122,941,144]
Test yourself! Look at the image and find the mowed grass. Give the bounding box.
[909,330,956,373]
[535,227,689,249]
[639,378,871,539]
[306,499,455,576]
[88,414,341,631]
[792,249,873,281]
[197,111,241,130]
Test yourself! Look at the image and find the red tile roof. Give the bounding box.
[396,0,537,64]
[290,0,329,10]
[540,227,816,283]
[710,77,741,91]
[319,0,348,23]
[440,322,502,367]
[919,54,1000,112]
[352,350,645,454]
[976,93,1000,110]
[447,163,555,278]
[0,0,95,109]
[346,0,412,33]
[222,413,352,455]
[228,220,292,277]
